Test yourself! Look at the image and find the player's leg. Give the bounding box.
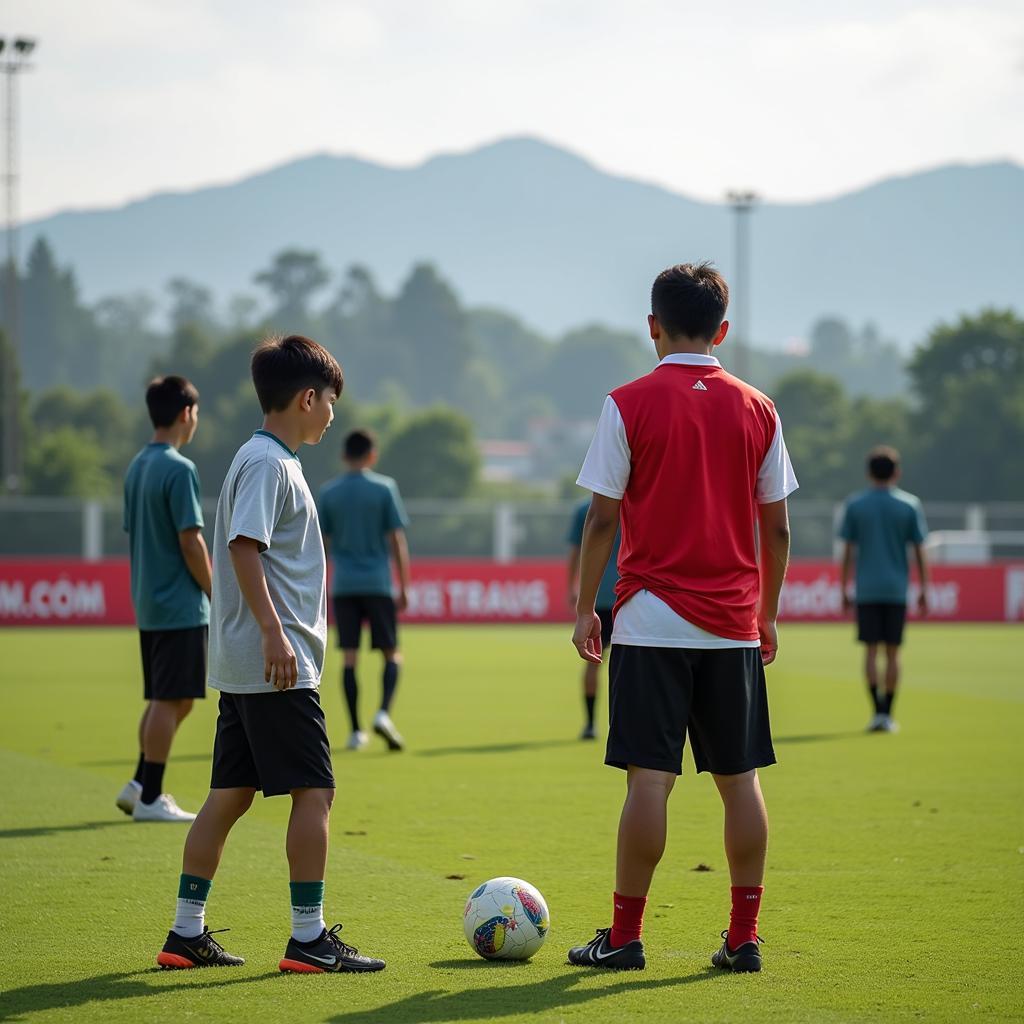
[689,648,775,973]
[117,702,151,814]
[580,662,599,739]
[881,641,902,730]
[336,596,367,749]
[157,693,255,968]
[858,605,886,729]
[568,646,687,970]
[273,692,385,974]
[371,597,404,751]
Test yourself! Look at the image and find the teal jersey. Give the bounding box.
[319,470,409,597]
[838,487,928,604]
[568,498,621,610]
[123,443,209,631]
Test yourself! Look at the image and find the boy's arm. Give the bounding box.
[388,528,411,612]
[178,527,213,598]
[757,498,791,666]
[566,544,581,610]
[912,543,929,615]
[228,536,297,690]
[573,494,620,664]
[839,541,855,613]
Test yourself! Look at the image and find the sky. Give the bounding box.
[6,0,1024,221]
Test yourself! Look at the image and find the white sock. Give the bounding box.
[291,902,326,943]
[174,897,206,939]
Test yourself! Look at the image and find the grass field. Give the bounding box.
[1,624,1022,1024]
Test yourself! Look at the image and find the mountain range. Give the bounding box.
[16,137,1024,348]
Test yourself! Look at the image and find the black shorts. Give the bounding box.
[606,645,775,776]
[211,690,335,797]
[334,594,398,650]
[857,602,907,646]
[597,607,614,649]
[139,626,207,701]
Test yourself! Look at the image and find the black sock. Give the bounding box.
[584,695,596,728]
[879,691,894,716]
[381,661,400,713]
[140,761,166,805]
[868,685,882,713]
[133,752,146,785]
[343,667,360,732]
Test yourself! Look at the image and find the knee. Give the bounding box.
[176,699,194,719]
[343,651,358,669]
[294,787,335,815]
[713,769,758,798]
[383,650,402,665]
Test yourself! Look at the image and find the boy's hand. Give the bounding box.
[395,588,409,613]
[572,611,603,664]
[263,626,298,690]
[758,616,778,666]
[917,590,929,616]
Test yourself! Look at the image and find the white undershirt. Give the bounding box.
[576,353,799,648]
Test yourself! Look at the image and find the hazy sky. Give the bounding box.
[7,0,1023,220]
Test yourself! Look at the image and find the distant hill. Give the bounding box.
[14,138,1024,347]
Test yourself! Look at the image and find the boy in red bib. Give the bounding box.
[567,263,797,973]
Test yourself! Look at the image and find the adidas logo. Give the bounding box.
[692,380,708,391]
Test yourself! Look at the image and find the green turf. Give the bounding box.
[1,624,1022,1024]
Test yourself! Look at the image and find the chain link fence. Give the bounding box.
[2,496,1022,561]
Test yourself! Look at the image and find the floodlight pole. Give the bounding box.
[726,190,758,381]
[1,37,35,493]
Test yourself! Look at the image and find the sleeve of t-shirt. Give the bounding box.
[318,487,334,537]
[227,459,285,551]
[384,481,409,531]
[838,501,857,542]
[576,396,631,499]
[566,503,587,546]
[755,412,799,504]
[167,463,205,532]
[910,500,928,544]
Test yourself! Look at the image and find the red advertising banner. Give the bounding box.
[1,558,1023,626]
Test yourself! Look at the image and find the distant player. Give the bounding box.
[156,335,385,973]
[567,263,797,974]
[319,429,410,753]
[839,446,929,733]
[567,496,620,739]
[117,376,211,823]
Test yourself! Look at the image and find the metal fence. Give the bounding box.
[2,496,1023,562]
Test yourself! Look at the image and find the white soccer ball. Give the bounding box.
[462,876,550,961]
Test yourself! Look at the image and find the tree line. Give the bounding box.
[0,238,1021,504]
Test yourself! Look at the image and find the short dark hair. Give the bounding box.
[146,375,199,428]
[867,445,900,481]
[344,429,376,461]
[250,334,344,413]
[651,262,730,341]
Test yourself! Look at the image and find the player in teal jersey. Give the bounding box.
[118,376,212,823]
[839,446,929,733]
[319,429,410,752]
[567,496,621,739]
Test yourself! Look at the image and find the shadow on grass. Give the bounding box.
[773,731,864,745]
[0,968,281,1022]
[327,966,726,1024]
[0,819,133,841]
[415,739,579,758]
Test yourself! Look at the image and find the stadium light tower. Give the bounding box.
[1,35,36,493]
[726,189,759,381]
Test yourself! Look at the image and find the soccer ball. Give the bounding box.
[462,877,550,961]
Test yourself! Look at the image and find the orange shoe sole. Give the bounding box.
[279,958,326,973]
[157,952,197,969]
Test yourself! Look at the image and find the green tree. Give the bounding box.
[254,249,330,329]
[167,277,217,332]
[907,309,1024,500]
[24,427,110,497]
[392,264,476,407]
[379,406,480,498]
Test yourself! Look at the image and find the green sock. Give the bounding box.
[290,880,326,942]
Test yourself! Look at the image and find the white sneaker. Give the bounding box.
[116,779,142,816]
[133,793,196,822]
[346,730,369,751]
[372,710,404,751]
[866,713,886,732]
[881,716,900,733]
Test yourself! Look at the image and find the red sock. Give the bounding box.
[728,885,763,948]
[610,892,647,948]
